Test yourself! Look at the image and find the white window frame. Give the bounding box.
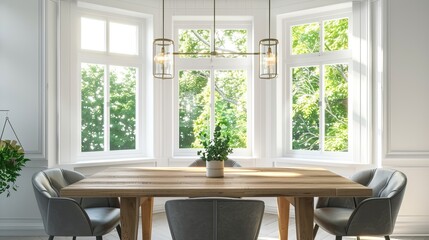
[59,1,151,164]
[279,2,370,163]
[172,20,254,157]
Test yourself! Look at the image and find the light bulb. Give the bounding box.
[154,47,170,65]
[265,47,276,66]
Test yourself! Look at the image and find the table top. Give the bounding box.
[61,167,372,198]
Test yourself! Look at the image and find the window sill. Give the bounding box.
[169,156,259,167]
[61,157,157,168]
[272,157,374,168]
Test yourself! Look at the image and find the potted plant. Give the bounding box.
[197,125,233,178]
[0,140,30,197]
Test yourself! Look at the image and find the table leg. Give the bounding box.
[120,197,141,240]
[277,197,291,240]
[141,197,154,240]
[294,197,314,240]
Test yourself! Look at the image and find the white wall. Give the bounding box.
[0,0,47,235]
[1,0,429,237]
[381,0,429,235]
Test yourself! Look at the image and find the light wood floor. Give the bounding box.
[0,213,426,240]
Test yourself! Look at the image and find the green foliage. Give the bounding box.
[214,70,247,148]
[81,63,105,151]
[197,125,233,161]
[179,70,210,148]
[291,23,320,54]
[324,64,348,152]
[324,18,349,52]
[81,64,136,152]
[291,18,349,152]
[0,140,30,197]
[178,29,248,149]
[179,29,211,58]
[109,66,137,150]
[292,66,320,150]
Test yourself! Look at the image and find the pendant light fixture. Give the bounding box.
[153,0,174,79]
[259,0,278,79]
[153,0,278,80]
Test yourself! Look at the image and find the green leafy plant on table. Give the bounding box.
[197,125,233,161]
[0,140,30,197]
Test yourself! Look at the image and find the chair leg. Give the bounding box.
[313,224,319,239]
[48,236,54,240]
[72,237,76,240]
[96,236,102,240]
[116,224,122,240]
[336,236,342,240]
[357,237,361,240]
[385,236,391,240]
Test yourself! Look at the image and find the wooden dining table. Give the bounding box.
[61,167,371,240]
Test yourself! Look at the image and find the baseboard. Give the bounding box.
[392,215,429,236]
[0,218,45,236]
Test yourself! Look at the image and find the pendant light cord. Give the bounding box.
[213,0,216,53]
[268,0,271,39]
[162,0,165,39]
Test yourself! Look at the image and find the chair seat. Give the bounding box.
[314,207,354,236]
[85,207,120,236]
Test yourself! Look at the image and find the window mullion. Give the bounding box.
[105,65,111,152]
[320,20,324,55]
[319,64,325,153]
[210,67,215,138]
[319,20,325,153]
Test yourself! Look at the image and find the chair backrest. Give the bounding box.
[352,168,407,224]
[189,159,241,167]
[352,168,407,198]
[165,198,264,240]
[32,168,85,226]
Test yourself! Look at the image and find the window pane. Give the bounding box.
[292,66,320,150]
[110,66,137,151]
[215,29,247,58]
[109,22,138,55]
[291,23,320,55]
[81,63,105,152]
[215,70,247,148]
[324,18,349,52]
[178,29,211,58]
[81,17,106,52]
[179,70,210,148]
[324,64,348,152]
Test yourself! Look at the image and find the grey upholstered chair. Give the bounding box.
[313,168,407,240]
[189,158,241,167]
[32,168,121,240]
[165,198,264,240]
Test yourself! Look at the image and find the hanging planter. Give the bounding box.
[0,140,29,196]
[0,112,30,197]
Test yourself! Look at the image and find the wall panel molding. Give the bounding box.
[384,0,429,157]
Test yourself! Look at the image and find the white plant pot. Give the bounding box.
[206,161,224,178]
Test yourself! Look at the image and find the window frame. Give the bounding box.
[279,2,370,163]
[69,8,148,162]
[172,20,254,157]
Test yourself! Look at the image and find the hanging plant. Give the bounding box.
[0,140,30,197]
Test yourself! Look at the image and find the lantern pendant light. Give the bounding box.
[153,0,278,80]
[259,0,278,79]
[153,0,174,79]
